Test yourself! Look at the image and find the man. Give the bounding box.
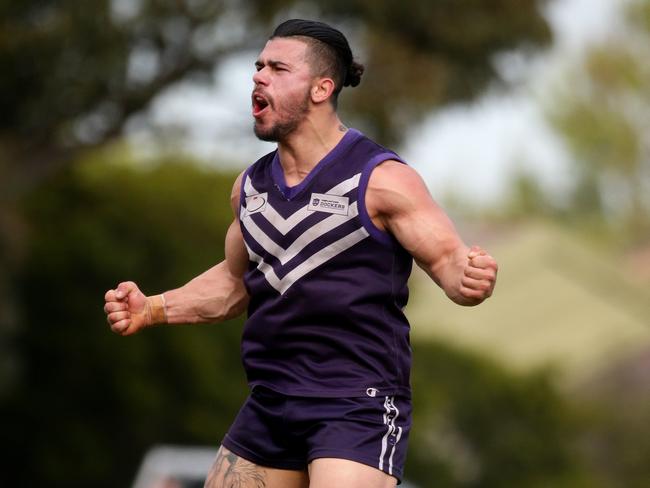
[104,19,497,488]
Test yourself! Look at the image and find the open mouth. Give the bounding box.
[252,93,270,117]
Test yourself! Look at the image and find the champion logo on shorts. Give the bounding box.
[366,387,380,397]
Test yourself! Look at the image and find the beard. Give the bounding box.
[254,89,310,142]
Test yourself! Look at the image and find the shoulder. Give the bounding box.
[368,160,422,186]
[364,160,435,232]
[230,171,246,215]
[345,130,403,169]
[367,161,431,214]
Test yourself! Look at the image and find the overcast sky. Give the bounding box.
[130,0,629,205]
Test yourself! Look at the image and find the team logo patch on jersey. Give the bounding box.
[308,193,349,216]
[244,193,268,216]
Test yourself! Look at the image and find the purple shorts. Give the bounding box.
[222,387,411,483]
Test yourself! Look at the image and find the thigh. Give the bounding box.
[204,446,309,488]
[308,458,397,488]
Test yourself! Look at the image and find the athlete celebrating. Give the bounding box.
[104,19,498,488]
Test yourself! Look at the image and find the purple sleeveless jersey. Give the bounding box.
[239,129,413,398]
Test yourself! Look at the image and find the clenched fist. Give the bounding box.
[458,246,498,305]
[104,281,166,335]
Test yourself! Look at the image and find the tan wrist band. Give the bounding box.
[148,294,168,325]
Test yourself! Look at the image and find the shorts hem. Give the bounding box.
[222,434,306,471]
[308,448,403,483]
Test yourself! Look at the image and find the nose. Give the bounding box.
[253,67,268,86]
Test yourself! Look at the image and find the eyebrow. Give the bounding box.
[255,59,292,70]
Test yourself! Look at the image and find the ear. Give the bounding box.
[310,77,336,104]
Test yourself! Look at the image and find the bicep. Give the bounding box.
[368,162,466,273]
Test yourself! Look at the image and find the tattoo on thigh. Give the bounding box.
[205,447,267,488]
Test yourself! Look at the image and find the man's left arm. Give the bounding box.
[366,161,498,306]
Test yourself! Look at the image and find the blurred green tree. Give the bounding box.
[574,348,650,488]
[547,0,650,244]
[407,341,597,488]
[311,0,552,144]
[0,0,550,195]
[1,153,248,487]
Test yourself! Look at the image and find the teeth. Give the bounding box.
[252,93,269,114]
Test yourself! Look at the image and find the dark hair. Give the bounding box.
[271,19,364,102]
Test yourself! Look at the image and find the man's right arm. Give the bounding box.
[163,217,249,325]
[104,172,250,335]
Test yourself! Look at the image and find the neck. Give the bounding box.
[276,112,348,186]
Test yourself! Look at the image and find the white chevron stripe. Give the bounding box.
[242,202,359,265]
[243,173,361,235]
[245,227,369,294]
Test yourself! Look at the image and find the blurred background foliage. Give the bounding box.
[1,0,649,487]
[546,0,650,245]
[0,0,550,197]
[2,156,249,486]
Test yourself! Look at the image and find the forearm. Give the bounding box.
[157,261,249,325]
[421,244,478,306]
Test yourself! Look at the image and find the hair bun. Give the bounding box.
[344,61,364,87]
